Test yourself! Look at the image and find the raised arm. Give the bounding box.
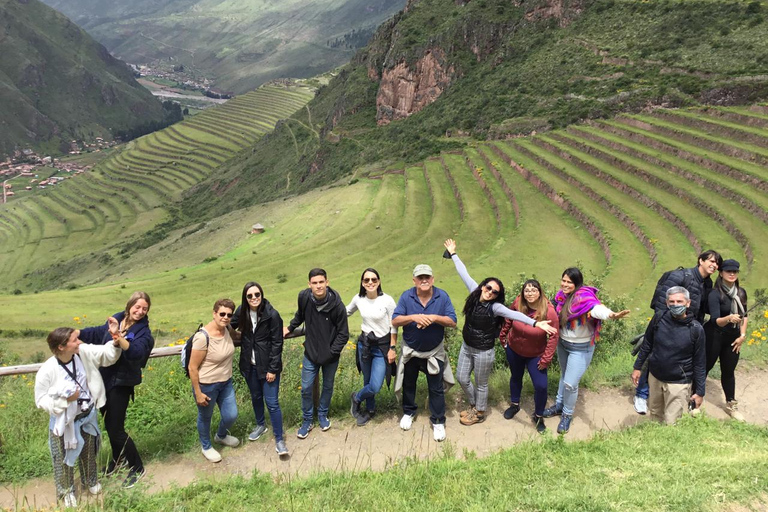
[444,239,478,292]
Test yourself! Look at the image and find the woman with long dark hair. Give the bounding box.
[705,259,748,421]
[347,268,397,426]
[444,239,556,426]
[542,268,629,434]
[498,279,559,433]
[78,291,154,487]
[230,282,288,455]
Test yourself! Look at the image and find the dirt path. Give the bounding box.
[3,371,767,509]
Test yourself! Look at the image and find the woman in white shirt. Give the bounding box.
[346,268,397,426]
[35,326,124,508]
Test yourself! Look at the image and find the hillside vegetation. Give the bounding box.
[40,0,407,94]
[0,0,165,157]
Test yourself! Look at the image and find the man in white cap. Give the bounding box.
[392,264,457,441]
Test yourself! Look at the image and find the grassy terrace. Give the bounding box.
[0,85,314,289]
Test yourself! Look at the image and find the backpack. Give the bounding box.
[649,266,693,310]
[181,324,209,378]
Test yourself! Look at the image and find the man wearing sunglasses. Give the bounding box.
[392,264,457,441]
[284,268,349,439]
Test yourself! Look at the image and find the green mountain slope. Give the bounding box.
[0,0,165,157]
[39,0,407,94]
[182,0,768,219]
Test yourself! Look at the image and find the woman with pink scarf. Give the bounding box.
[541,268,629,434]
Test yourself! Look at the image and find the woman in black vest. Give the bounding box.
[705,259,748,421]
[444,240,556,425]
[230,281,289,456]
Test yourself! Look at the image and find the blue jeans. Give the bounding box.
[301,356,340,421]
[355,341,387,412]
[505,346,549,417]
[635,368,649,399]
[242,366,284,441]
[195,378,238,450]
[554,339,595,416]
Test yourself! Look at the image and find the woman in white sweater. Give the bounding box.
[35,325,125,508]
[347,268,398,426]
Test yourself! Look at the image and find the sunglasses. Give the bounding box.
[363,277,379,284]
[246,292,262,299]
[217,312,233,318]
[484,284,500,295]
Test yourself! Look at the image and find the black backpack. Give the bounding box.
[180,324,209,378]
[649,266,693,310]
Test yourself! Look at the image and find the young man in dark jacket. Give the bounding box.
[284,268,349,439]
[631,286,706,424]
[634,249,720,414]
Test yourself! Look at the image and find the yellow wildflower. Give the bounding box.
[0,404,5,408]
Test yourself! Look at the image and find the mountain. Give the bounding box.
[39,0,408,94]
[180,0,768,220]
[0,0,165,157]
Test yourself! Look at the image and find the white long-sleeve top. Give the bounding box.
[346,293,398,339]
[35,342,122,417]
[559,304,613,344]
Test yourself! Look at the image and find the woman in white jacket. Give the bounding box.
[35,325,125,508]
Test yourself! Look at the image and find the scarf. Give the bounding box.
[554,286,603,345]
[722,283,745,318]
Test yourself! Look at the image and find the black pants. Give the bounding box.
[401,357,446,425]
[706,328,740,402]
[100,385,144,472]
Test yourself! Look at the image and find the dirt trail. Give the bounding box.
[3,371,767,509]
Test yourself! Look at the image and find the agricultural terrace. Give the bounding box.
[0,85,314,289]
[0,105,765,335]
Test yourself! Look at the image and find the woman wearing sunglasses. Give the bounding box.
[188,298,239,463]
[444,239,556,426]
[230,282,289,456]
[346,268,398,426]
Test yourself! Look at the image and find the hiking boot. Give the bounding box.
[318,415,331,431]
[296,420,313,439]
[400,414,414,431]
[275,439,289,457]
[88,483,102,495]
[248,424,268,441]
[356,411,371,427]
[459,406,476,419]
[460,408,485,426]
[123,467,146,488]
[532,414,546,434]
[214,433,240,448]
[62,492,77,508]
[504,403,520,420]
[557,414,573,434]
[726,400,746,422]
[202,447,222,462]
[350,392,365,422]
[542,403,563,418]
[432,423,446,442]
[633,396,648,415]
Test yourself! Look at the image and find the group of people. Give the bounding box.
[34,243,750,506]
[631,250,749,425]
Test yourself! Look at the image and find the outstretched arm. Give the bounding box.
[444,239,478,292]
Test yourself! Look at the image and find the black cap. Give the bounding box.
[721,259,740,272]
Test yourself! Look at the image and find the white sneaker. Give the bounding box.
[433,423,446,442]
[62,492,77,508]
[633,396,648,415]
[88,482,102,495]
[202,446,222,463]
[400,414,414,430]
[213,434,240,448]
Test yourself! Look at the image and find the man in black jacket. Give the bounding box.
[631,286,706,424]
[284,268,349,439]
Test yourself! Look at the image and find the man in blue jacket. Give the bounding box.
[284,268,349,439]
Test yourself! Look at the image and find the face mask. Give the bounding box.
[669,304,687,316]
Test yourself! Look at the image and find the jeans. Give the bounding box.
[554,339,595,416]
[242,366,284,441]
[100,385,144,472]
[195,378,238,450]
[355,341,386,412]
[401,356,446,425]
[301,356,340,421]
[635,368,650,400]
[505,346,549,417]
